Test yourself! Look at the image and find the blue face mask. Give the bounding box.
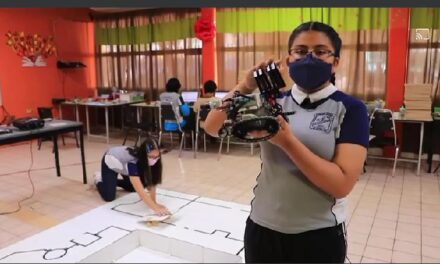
[288,53,333,91]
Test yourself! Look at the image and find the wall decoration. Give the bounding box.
[5,31,56,67]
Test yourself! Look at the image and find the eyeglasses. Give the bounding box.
[289,48,335,59]
[146,142,157,152]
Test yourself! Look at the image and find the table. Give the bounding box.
[58,101,80,122]
[60,100,144,143]
[427,115,440,173]
[392,112,433,176]
[130,101,161,131]
[0,120,87,184]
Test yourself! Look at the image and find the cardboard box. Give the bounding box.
[403,110,433,121]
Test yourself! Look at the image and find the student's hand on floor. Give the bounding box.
[152,204,171,216]
[155,202,167,209]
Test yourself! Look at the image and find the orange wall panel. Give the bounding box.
[0,8,96,119]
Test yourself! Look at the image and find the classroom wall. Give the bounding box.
[0,8,96,119]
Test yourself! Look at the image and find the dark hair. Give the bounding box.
[288,21,342,85]
[127,138,162,187]
[166,77,181,93]
[203,80,217,94]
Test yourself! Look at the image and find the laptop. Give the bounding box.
[215,91,228,99]
[181,91,199,104]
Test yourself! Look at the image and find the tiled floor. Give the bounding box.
[1,136,440,263]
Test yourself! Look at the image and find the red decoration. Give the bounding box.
[194,17,216,42]
[5,31,56,66]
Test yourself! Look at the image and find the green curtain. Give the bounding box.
[411,8,440,29]
[216,8,389,33]
[95,16,197,45]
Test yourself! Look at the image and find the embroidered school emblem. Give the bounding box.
[309,113,335,133]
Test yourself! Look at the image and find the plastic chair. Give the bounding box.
[368,108,399,176]
[121,105,154,147]
[159,102,194,158]
[195,103,213,158]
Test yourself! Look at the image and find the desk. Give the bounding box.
[0,120,87,184]
[392,112,433,176]
[60,100,144,143]
[59,101,80,121]
[427,115,440,173]
[130,102,161,132]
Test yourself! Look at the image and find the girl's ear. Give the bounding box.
[333,57,340,67]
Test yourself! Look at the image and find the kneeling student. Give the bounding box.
[95,138,170,216]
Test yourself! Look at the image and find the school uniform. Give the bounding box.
[245,84,369,263]
[97,146,147,201]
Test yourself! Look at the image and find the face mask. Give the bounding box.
[288,53,333,91]
[148,156,160,166]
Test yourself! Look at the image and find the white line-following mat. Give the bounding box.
[0,189,250,263]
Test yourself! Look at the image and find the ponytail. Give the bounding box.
[330,73,336,85]
[127,138,162,187]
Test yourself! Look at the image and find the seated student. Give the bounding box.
[159,77,195,130]
[193,80,222,113]
[160,77,184,117]
[95,138,170,216]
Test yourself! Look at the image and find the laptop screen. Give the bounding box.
[215,91,228,99]
[181,91,199,103]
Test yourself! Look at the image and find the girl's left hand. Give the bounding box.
[269,115,294,147]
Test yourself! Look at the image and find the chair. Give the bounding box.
[195,103,212,158]
[37,107,58,151]
[158,102,194,158]
[217,103,256,160]
[37,107,54,120]
[121,105,154,147]
[37,107,79,150]
[368,108,399,176]
[218,133,255,160]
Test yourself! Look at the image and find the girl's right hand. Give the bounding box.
[152,204,171,216]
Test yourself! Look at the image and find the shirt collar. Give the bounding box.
[290,83,338,104]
